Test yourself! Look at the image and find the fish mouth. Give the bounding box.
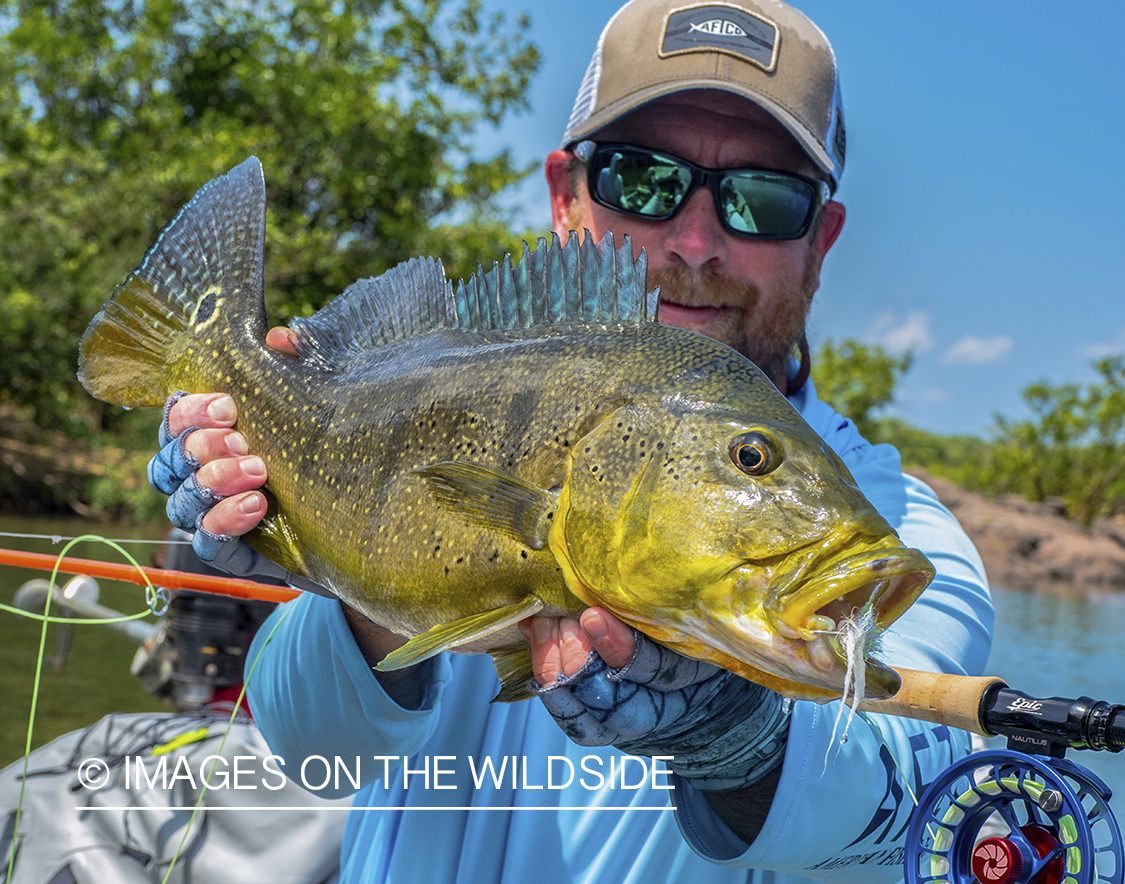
[763,544,934,699]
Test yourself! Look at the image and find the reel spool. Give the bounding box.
[905,750,1123,884]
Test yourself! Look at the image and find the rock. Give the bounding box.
[906,467,1125,594]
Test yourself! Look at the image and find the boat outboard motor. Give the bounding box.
[131,529,278,710]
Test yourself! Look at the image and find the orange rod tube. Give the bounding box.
[0,547,300,604]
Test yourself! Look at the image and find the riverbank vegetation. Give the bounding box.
[0,0,540,517]
[812,342,1125,527]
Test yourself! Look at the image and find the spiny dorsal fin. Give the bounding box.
[454,230,657,329]
[288,231,658,371]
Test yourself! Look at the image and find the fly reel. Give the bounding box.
[904,750,1122,884]
[874,681,1125,884]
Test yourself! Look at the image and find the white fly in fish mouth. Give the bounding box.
[817,601,885,763]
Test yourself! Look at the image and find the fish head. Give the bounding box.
[550,398,934,702]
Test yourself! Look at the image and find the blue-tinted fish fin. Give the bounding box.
[78,157,269,406]
[455,230,658,329]
[287,231,658,371]
[289,256,455,371]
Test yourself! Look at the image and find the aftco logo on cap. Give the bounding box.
[689,19,747,37]
[661,4,779,71]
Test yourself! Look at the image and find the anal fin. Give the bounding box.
[376,596,544,672]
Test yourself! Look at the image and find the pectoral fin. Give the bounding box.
[376,596,545,672]
[414,462,556,549]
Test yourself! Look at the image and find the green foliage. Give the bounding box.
[0,0,542,452]
[873,417,991,482]
[980,356,1125,525]
[810,338,913,441]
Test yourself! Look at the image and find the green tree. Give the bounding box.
[986,355,1125,524]
[810,338,913,441]
[0,0,541,442]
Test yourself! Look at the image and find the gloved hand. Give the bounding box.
[148,390,328,593]
[530,627,789,792]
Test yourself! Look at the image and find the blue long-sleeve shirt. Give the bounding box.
[246,380,993,884]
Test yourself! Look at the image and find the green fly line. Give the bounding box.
[157,604,290,884]
[1,532,247,884]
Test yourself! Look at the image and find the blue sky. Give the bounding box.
[473,0,1125,438]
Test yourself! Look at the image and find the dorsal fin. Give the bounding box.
[289,231,658,371]
[453,230,657,330]
[290,256,454,370]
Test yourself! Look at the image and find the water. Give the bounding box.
[3,517,1125,830]
[982,585,1125,811]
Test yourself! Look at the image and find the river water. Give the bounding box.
[2,515,1124,822]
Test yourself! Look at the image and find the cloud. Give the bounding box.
[912,387,955,405]
[867,311,934,355]
[941,335,1013,365]
[1080,328,1125,360]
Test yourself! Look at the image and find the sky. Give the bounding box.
[471,0,1125,438]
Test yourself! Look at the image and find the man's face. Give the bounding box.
[546,91,845,389]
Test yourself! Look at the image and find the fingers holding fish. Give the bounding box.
[265,325,301,357]
[166,392,239,437]
[577,608,635,670]
[185,457,268,539]
[520,608,635,685]
[521,616,594,684]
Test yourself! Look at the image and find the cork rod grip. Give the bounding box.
[856,668,1007,736]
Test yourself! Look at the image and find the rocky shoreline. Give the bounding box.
[907,467,1125,594]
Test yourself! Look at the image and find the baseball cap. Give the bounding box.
[561,0,846,192]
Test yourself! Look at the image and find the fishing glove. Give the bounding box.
[148,391,329,594]
[531,630,790,792]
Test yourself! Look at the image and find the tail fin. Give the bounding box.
[78,157,269,406]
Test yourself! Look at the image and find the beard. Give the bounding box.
[648,254,820,387]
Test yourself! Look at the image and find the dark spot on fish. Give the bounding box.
[656,442,664,450]
[195,293,217,325]
[622,435,630,442]
[489,550,500,562]
[520,550,528,559]
[456,557,464,564]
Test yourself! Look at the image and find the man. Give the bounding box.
[153,1,993,880]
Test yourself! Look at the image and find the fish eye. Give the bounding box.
[729,431,782,476]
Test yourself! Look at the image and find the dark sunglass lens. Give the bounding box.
[594,149,692,218]
[720,173,814,236]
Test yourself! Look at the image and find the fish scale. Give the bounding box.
[79,157,935,704]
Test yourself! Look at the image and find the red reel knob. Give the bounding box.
[972,838,1023,884]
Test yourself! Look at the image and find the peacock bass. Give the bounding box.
[78,158,933,703]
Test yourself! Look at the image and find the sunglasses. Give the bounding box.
[573,141,830,241]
